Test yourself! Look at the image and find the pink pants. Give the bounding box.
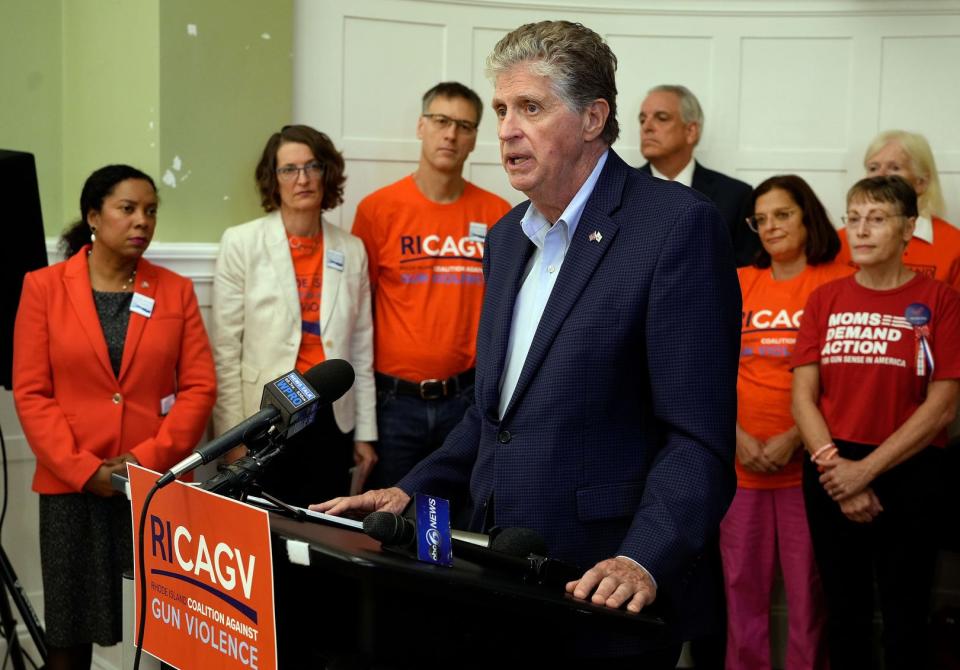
[719,486,828,670]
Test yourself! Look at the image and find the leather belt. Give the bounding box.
[375,369,475,400]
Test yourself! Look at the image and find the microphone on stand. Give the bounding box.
[159,359,354,488]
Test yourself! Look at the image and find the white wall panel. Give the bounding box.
[879,36,960,152]
[295,0,960,223]
[739,37,853,151]
[342,17,447,140]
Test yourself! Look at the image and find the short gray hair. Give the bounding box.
[486,21,619,145]
[648,84,704,136]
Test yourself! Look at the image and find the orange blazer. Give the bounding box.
[13,246,217,494]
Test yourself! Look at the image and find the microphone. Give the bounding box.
[362,511,546,556]
[157,359,355,488]
[362,510,576,584]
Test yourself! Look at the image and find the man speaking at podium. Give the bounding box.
[316,20,741,664]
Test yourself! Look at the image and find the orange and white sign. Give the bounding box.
[129,465,277,670]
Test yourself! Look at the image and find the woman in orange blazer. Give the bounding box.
[13,165,216,669]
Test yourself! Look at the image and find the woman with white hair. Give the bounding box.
[838,130,960,289]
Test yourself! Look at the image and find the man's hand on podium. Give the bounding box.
[309,486,410,518]
[565,556,657,614]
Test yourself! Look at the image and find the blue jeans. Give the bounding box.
[369,384,474,490]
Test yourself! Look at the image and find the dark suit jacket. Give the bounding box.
[399,149,741,640]
[640,160,759,267]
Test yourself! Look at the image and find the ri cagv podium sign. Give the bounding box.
[129,464,277,670]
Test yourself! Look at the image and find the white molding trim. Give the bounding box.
[43,240,220,303]
[45,239,219,266]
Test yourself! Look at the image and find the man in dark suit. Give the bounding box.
[318,21,741,665]
[639,85,759,267]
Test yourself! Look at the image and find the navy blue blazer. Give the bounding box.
[400,149,741,638]
[640,160,759,267]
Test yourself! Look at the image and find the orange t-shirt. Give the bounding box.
[352,176,511,381]
[736,261,853,489]
[837,216,960,291]
[287,232,326,373]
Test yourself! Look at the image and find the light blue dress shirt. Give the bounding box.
[497,150,609,419]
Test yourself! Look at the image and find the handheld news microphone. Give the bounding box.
[157,359,354,488]
[363,512,545,555]
[362,510,580,586]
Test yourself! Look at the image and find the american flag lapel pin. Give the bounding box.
[588,230,603,243]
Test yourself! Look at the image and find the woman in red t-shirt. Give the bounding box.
[720,175,846,670]
[792,176,960,670]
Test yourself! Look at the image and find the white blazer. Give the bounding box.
[211,211,376,441]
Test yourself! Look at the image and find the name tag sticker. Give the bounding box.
[326,249,345,271]
[160,393,176,416]
[469,222,487,241]
[130,292,155,318]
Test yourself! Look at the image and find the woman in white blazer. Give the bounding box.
[211,125,376,507]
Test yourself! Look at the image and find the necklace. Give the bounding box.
[87,249,137,291]
[120,268,137,291]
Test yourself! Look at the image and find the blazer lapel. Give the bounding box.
[482,216,534,413]
[319,220,342,336]
[118,259,159,381]
[501,152,627,419]
[263,212,301,325]
[691,161,715,199]
[63,250,115,380]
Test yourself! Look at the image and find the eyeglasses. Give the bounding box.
[841,213,903,229]
[746,208,798,234]
[422,113,479,134]
[276,161,324,182]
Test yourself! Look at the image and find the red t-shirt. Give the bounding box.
[837,216,960,291]
[352,176,511,381]
[792,273,960,447]
[737,261,852,488]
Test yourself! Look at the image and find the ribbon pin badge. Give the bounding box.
[905,302,934,377]
[588,230,603,243]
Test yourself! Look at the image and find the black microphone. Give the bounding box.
[362,510,576,584]
[157,359,354,488]
[362,511,545,556]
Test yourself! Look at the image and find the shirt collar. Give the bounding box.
[520,149,609,248]
[913,214,933,244]
[650,156,696,188]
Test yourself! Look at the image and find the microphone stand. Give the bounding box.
[200,437,306,520]
[201,438,284,497]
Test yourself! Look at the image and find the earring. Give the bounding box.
[90,227,96,242]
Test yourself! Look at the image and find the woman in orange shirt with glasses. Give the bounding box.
[720,175,849,670]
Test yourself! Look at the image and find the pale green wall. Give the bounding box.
[0,1,64,234]
[0,0,292,241]
[157,0,293,242]
[61,0,161,228]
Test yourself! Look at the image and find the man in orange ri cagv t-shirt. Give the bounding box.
[352,82,511,490]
